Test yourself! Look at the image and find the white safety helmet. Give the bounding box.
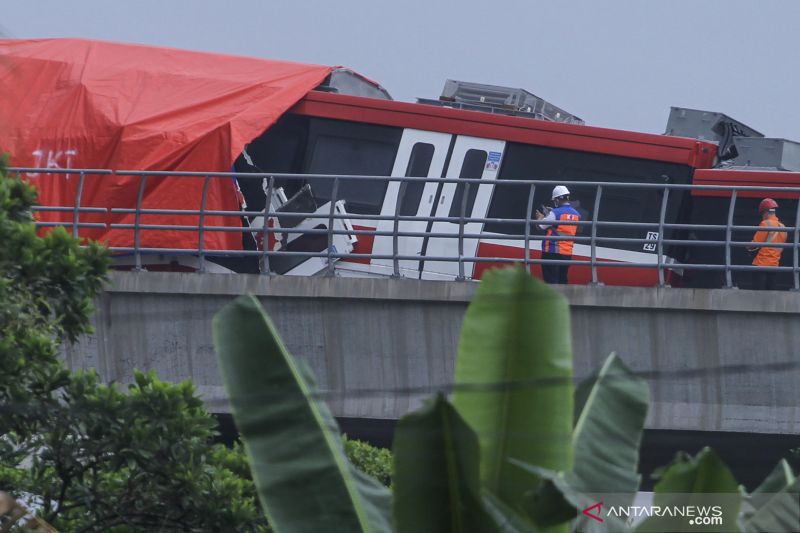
[551,185,570,200]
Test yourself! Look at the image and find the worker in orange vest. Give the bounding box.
[747,198,787,290]
[536,185,581,284]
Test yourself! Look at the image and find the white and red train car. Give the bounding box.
[686,168,800,289]
[4,40,796,288]
[232,90,740,286]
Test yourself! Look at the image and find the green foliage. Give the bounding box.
[0,161,269,531]
[343,436,393,488]
[4,370,270,532]
[0,160,108,439]
[515,353,649,531]
[212,268,800,532]
[636,448,741,532]
[392,394,496,533]
[213,295,392,533]
[742,476,800,533]
[571,353,648,497]
[452,269,574,511]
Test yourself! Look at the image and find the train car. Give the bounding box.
[7,39,796,288]
[232,88,720,286]
[687,168,800,290]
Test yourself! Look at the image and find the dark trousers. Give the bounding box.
[541,252,571,284]
[752,270,777,291]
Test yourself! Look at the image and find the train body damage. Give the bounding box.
[3,39,798,289]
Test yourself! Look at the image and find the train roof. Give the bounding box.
[1,38,717,171]
[693,168,800,198]
[293,91,718,169]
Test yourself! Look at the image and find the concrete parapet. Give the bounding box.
[63,272,800,435]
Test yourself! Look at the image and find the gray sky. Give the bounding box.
[4,0,800,140]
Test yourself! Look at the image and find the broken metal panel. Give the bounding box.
[248,184,356,276]
[316,68,392,100]
[664,107,763,142]
[267,200,356,276]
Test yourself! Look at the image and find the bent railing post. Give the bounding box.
[197,174,211,273]
[590,185,603,285]
[261,176,274,276]
[724,190,737,288]
[72,170,86,239]
[456,182,470,281]
[133,174,147,272]
[326,177,340,276]
[524,184,536,273]
[657,187,670,287]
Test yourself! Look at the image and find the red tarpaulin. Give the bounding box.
[0,38,333,251]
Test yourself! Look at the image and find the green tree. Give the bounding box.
[4,370,269,532]
[0,157,107,441]
[0,161,271,531]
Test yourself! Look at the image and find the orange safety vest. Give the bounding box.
[543,205,580,256]
[752,215,787,267]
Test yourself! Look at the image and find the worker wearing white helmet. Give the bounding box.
[535,185,581,284]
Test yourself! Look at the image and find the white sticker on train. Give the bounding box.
[643,231,659,252]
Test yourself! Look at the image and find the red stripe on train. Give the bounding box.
[349,225,375,264]
[474,241,668,287]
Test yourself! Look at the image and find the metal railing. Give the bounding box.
[10,167,800,290]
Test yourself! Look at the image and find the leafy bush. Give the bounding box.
[343,436,393,487]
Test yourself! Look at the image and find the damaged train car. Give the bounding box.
[2,38,798,288]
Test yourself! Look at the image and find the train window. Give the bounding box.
[233,114,311,210]
[399,143,435,216]
[594,187,662,249]
[485,143,693,245]
[689,195,797,289]
[448,149,488,218]
[305,119,402,215]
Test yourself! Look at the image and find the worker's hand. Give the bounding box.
[535,210,544,220]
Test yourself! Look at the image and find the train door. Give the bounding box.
[421,136,506,279]
[371,130,452,277]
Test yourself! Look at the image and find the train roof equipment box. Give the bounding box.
[665,107,763,142]
[417,79,584,125]
[665,107,764,161]
[728,138,800,171]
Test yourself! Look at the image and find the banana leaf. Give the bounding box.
[213,295,392,533]
[571,353,648,498]
[636,448,740,533]
[510,460,630,533]
[452,268,574,509]
[740,460,798,532]
[392,393,496,533]
[752,459,796,498]
[482,489,540,532]
[742,478,800,533]
[521,353,647,531]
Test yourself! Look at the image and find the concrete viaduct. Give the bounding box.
[63,272,800,487]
